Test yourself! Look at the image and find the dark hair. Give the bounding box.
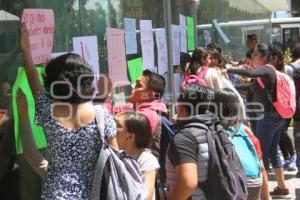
[247,34,257,42]
[254,43,271,61]
[120,111,152,148]
[214,89,240,124]
[206,42,222,54]
[178,83,214,115]
[143,70,166,100]
[180,52,191,72]
[246,49,254,59]
[292,43,300,60]
[190,47,209,66]
[210,49,225,69]
[269,45,284,71]
[44,53,95,103]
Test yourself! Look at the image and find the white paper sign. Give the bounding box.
[21,9,55,64]
[172,25,180,66]
[140,20,155,71]
[174,73,182,97]
[179,14,187,53]
[106,28,129,84]
[124,18,137,55]
[73,36,100,77]
[155,28,168,75]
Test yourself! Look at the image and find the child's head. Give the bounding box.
[129,70,165,103]
[190,47,211,67]
[213,89,240,126]
[44,53,94,103]
[210,49,224,68]
[177,83,214,117]
[115,111,152,151]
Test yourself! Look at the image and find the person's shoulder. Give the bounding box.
[138,149,160,171]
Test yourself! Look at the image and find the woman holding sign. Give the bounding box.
[20,24,117,199]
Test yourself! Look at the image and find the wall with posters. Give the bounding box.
[0,0,271,84]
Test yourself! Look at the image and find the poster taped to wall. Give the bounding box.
[140,20,155,72]
[21,9,54,65]
[124,18,138,55]
[179,14,187,53]
[155,28,168,75]
[106,28,129,85]
[73,36,100,91]
[172,25,180,66]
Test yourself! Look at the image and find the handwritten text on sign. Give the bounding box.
[21,9,54,64]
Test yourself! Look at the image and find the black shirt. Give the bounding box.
[228,65,277,112]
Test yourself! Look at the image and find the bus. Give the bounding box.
[197,17,300,60]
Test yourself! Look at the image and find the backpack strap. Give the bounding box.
[288,63,300,77]
[94,105,106,142]
[91,105,110,200]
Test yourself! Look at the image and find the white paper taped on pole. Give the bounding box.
[140,20,155,72]
[179,14,187,53]
[72,36,100,93]
[106,28,129,85]
[171,25,180,66]
[124,18,138,55]
[155,28,168,75]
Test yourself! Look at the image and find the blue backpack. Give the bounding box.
[159,116,176,181]
[227,123,260,178]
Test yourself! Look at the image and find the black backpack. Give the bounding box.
[155,116,176,200]
[200,120,248,200]
[289,63,300,118]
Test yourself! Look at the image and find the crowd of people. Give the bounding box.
[0,24,299,200]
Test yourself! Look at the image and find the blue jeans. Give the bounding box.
[255,111,285,170]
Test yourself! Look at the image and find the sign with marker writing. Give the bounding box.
[106,28,129,84]
[124,18,137,55]
[21,9,54,64]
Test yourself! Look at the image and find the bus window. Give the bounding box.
[283,28,299,43]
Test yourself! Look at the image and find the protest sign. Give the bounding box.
[186,16,195,51]
[179,14,187,53]
[124,18,138,55]
[128,57,143,84]
[106,28,129,85]
[172,25,180,66]
[21,9,54,64]
[140,20,155,71]
[155,28,168,75]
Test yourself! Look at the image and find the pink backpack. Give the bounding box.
[257,65,296,118]
[181,66,209,91]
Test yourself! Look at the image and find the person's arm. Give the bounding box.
[20,23,43,95]
[167,163,198,200]
[17,90,48,177]
[167,131,198,199]
[227,66,269,78]
[143,170,157,200]
[235,83,251,91]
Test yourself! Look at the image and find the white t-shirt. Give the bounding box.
[137,148,160,200]
[137,148,160,173]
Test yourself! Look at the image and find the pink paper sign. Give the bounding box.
[21,9,54,64]
[106,28,129,85]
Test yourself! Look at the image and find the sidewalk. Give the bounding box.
[268,169,299,199]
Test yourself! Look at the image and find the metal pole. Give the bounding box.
[163,0,175,118]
